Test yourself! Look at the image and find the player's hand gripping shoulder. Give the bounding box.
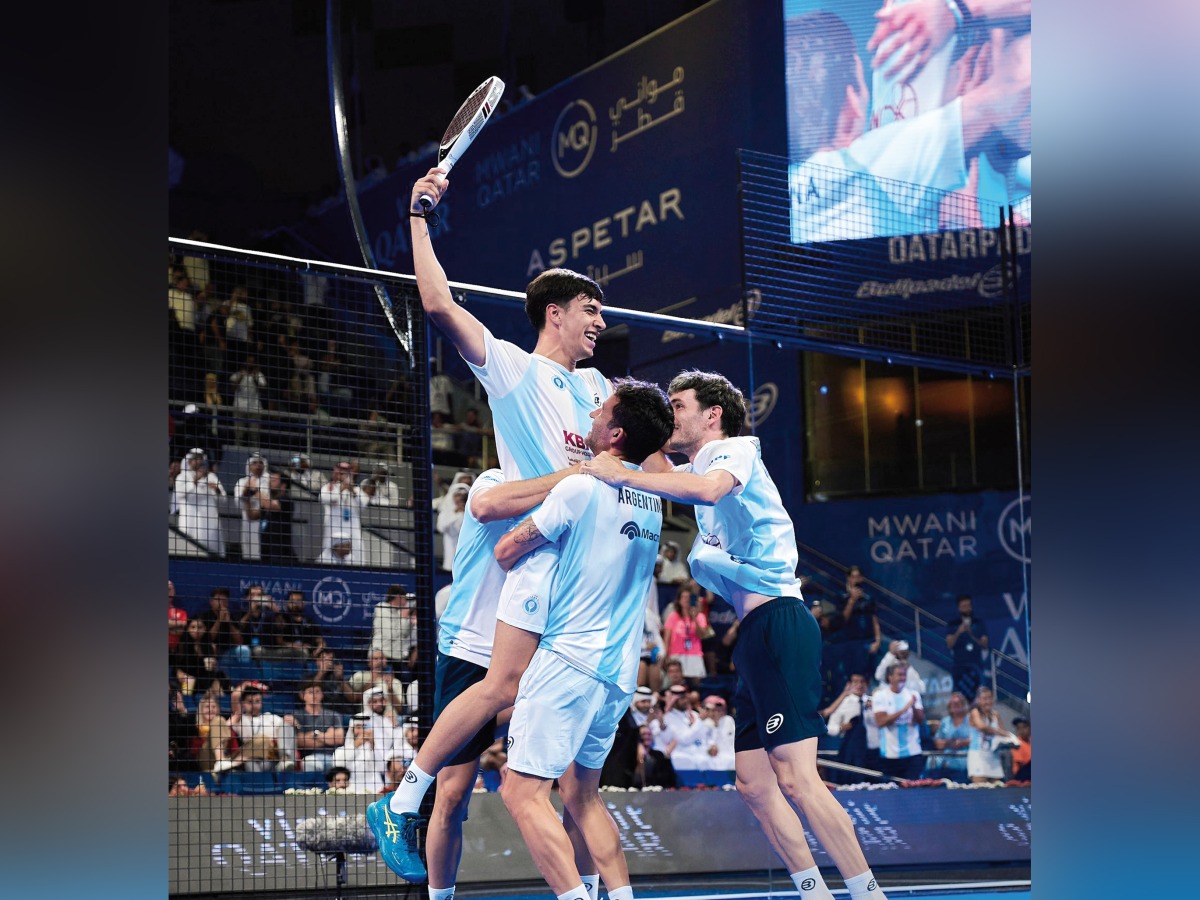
[579,451,630,485]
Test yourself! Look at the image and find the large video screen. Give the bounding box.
[784,0,1031,243]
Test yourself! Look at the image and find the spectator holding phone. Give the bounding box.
[175,448,225,556]
[946,594,989,702]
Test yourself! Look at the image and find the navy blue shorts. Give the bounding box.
[732,596,826,752]
[433,651,498,766]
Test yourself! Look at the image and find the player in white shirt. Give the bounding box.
[492,379,673,900]
[369,166,617,889]
[583,370,889,900]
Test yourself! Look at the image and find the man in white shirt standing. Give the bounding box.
[318,462,368,564]
[234,452,270,561]
[175,448,225,556]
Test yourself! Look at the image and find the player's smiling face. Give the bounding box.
[555,293,606,361]
[666,389,708,456]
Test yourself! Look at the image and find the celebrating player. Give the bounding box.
[368,166,616,890]
[493,379,674,900]
[582,370,889,900]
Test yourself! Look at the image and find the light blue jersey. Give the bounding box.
[872,685,923,760]
[437,470,513,667]
[531,469,662,694]
[467,327,611,480]
[679,437,804,617]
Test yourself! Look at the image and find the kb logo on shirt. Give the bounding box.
[563,431,586,449]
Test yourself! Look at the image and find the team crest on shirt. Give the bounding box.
[701,533,721,547]
[552,375,566,390]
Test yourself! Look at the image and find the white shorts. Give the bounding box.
[495,546,557,634]
[506,648,631,779]
[967,748,1005,779]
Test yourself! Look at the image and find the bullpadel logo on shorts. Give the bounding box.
[765,713,784,734]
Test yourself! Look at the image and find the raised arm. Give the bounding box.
[493,518,550,571]
[470,465,580,524]
[409,167,487,366]
[580,451,737,506]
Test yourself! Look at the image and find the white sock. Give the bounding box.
[791,866,835,900]
[388,762,434,813]
[580,874,599,898]
[428,888,455,900]
[845,869,886,899]
[557,887,590,900]
[608,886,635,900]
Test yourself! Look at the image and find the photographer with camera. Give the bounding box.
[367,463,401,507]
[318,461,368,565]
[234,452,271,561]
[945,594,989,703]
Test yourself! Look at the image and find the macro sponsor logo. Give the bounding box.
[620,521,660,543]
[523,596,540,615]
[765,713,784,734]
[700,533,721,548]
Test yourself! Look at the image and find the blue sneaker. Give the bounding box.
[367,795,426,883]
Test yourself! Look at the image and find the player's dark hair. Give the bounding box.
[667,369,747,437]
[785,11,859,159]
[609,378,673,464]
[525,268,604,331]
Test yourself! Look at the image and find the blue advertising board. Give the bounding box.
[295,0,786,331]
[794,489,1031,673]
[169,559,441,654]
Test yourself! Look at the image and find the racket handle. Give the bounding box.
[417,193,434,211]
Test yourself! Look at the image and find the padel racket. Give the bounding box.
[416,76,506,211]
